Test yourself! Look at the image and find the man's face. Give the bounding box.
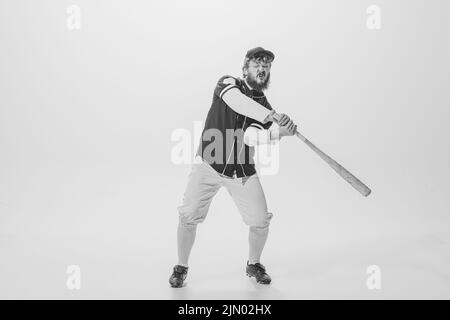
[244,56,272,91]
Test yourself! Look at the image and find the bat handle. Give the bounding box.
[294,131,306,142]
[272,112,306,141]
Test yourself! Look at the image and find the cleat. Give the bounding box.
[245,261,271,284]
[169,265,188,288]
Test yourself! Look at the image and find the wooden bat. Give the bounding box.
[273,113,372,197]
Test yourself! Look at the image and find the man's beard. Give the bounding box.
[246,72,270,92]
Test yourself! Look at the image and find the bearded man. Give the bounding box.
[169,47,297,288]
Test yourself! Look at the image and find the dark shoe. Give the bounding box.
[246,261,271,284]
[169,265,188,288]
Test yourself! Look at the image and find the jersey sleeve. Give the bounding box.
[214,75,240,99]
[247,100,274,130]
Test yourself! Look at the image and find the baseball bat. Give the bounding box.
[273,113,371,197]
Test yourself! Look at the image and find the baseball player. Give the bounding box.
[169,47,297,287]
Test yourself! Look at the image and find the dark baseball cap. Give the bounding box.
[245,47,275,62]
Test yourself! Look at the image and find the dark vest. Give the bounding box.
[196,75,273,178]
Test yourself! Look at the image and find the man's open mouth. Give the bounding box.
[257,72,265,79]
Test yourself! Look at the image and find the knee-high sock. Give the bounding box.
[248,225,269,265]
[177,222,197,267]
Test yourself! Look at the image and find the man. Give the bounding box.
[169,47,297,287]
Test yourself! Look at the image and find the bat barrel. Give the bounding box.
[302,136,372,197]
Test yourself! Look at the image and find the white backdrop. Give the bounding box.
[1,0,449,299]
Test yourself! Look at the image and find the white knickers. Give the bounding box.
[177,160,273,228]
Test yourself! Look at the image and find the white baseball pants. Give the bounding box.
[177,160,273,228]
